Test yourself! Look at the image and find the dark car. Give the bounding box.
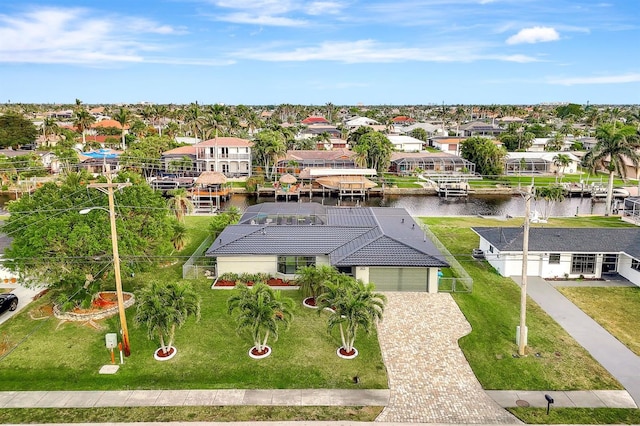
[0,293,19,314]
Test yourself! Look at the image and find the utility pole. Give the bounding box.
[518,183,533,356]
[88,169,132,356]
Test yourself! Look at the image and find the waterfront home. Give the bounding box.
[504,152,580,175]
[274,149,357,175]
[206,202,449,292]
[160,137,252,178]
[389,152,476,175]
[472,227,640,287]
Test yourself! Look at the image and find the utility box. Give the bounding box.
[105,333,118,349]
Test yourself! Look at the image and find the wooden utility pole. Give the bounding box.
[518,184,533,356]
[88,172,132,356]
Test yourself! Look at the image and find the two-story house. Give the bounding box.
[161,137,253,177]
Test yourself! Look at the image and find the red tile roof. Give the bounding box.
[392,116,414,123]
[92,119,129,129]
[301,116,330,125]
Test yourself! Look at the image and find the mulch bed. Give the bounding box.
[214,278,296,287]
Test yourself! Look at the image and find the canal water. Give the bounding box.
[0,192,608,218]
[226,193,608,217]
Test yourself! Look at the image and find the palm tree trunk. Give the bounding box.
[159,334,167,354]
[261,330,270,351]
[339,323,347,351]
[605,171,615,216]
[168,324,176,349]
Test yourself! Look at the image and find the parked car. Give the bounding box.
[0,293,19,315]
[472,248,485,259]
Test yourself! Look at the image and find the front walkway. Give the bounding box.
[375,292,518,424]
[511,276,640,406]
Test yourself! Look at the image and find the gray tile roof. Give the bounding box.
[472,227,640,258]
[207,202,448,268]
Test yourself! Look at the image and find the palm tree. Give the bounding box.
[112,108,132,149]
[227,283,294,356]
[295,264,337,307]
[171,222,188,251]
[552,153,572,182]
[316,275,386,357]
[73,109,95,146]
[583,123,640,216]
[167,188,195,222]
[134,281,201,357]
[40,117,60,144]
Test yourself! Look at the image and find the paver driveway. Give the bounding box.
[375,292,519,424]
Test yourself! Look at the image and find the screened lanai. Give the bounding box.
[389,153,476,175]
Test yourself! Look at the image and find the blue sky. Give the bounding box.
[0,0,638,105]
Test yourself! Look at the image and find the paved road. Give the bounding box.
[512,276,640,406]
[0,285,43,326]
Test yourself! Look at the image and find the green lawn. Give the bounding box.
[0,406,382,424]
[558,287,640,356]
[509,408,640,424]
[468,172,632,189]
[422,216,630,391]
[0,216,387,391]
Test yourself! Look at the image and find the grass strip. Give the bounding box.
[508,407,640,424]
[0,406,382,424]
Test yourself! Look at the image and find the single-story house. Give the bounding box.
[297,125,341,139]
[504,152,581,175]
[275,149,357,174]
[389,152,476,175]
[206,203,449,292]
[472,227,640,286]
[387,135,424,152]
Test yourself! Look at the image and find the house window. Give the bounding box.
[277,256,315,274]
[549,253,561,264]
[632,259,640,271]
[571,254,596,275]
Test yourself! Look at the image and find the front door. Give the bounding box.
[602,254,618,274]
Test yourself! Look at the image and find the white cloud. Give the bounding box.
[214,12,308,27]
[0,7,218,66]
[208,0,346,26]
[506,26,560,45]
[306,2,347,15]
[549,73,640,85]
[234,39,540,64]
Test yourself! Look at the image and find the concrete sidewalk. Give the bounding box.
[486,390,637,408]
[0,389,390,409]
[512,276,640,407]
[1,388,636,410]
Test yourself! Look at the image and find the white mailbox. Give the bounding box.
[105,333,118,349]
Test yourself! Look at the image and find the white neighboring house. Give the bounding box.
[386,135,424,152]
[504,152,581,175]
[472,227,640,286]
